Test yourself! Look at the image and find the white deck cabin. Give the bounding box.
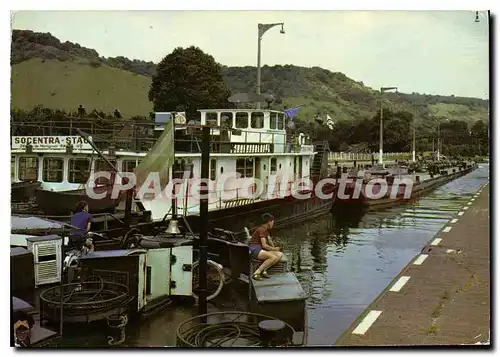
[11,109,316,221]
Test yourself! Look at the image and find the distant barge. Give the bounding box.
[333,164,476,211]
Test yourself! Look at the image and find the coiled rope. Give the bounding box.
[182,321,262,347]
[106,314,128,346]
[177,312,296,347]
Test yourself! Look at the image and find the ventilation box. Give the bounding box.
[26,235,63,287]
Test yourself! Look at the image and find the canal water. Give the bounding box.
[273,164,489,345]
[53,165,489,347]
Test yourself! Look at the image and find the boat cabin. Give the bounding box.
[172,109,289,155]
[11,109,318,221]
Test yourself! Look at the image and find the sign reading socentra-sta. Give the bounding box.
[11,136,93,150]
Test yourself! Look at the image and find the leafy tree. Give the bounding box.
[148,46,233,118]
[471,119,486,138]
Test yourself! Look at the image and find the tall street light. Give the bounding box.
[436,118,449,161]
[379,86,398,165]
[256,22,285,109]
[411,102,416,162]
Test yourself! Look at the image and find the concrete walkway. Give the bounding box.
[336,182,490,346]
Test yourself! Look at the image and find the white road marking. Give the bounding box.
[464,206,469,210]
[451,218,458,223]
[467,202,472,206]
[443,226,452,233]
[413,254,428,265]
[458,212,464,216]
[431,238,442,246]
[352,310,383,335]
[390,276,411,292]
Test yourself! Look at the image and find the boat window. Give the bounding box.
[95,159,117,185]
[270,113,277,130]
[270,158,277,174]
[236,159,245,178]
[173,159,186,179]
[277,113,284,130]
[43,157,64,183]
[68,158,90,184]
[245,158,254,178]
[210,158,216,180]
[220,112,233,128]
[18,157,38,181]
[122,159,141,173]
[235,112,249,129]
[236,158,254,178]
[11,156,15,181]
[205,112,218,126]
[251,112,264,129]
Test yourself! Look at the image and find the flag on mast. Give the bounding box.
[283,106,302,120]
[134,112,175,192]
[326,114,335,130]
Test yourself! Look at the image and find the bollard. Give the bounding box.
[258,320,287,347]
[342,166,348,174]
[415,175,420,183]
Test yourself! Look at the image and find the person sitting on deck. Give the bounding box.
[249,213,284,280]
[69,201,94,252]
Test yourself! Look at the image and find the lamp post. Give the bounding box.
[436,118,449,161]
[437,123,441,161]
[412,102,416,162]
[378,86,398,165]
[256,22,285,109]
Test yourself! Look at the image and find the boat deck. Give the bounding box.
[252,272,307,302]
[12,297,60,347]
[247,254,308,340]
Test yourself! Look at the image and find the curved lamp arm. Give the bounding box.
[258,23,285,38]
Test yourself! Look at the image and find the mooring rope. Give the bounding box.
[106,314,128,346]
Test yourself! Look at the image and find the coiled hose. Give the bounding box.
[40,276,133,317]
[181,321,262,347]
[177,312,296,347]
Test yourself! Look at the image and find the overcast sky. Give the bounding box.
[11,10,489,99]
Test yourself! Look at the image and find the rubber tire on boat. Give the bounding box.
[191,260,225,302]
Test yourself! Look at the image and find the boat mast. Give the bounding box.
[171,115,177,219]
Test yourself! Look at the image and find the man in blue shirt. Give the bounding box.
[69,201,93,251]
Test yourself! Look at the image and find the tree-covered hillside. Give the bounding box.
[10,29,489,155]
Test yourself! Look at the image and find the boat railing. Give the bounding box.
[11,120,311,155]
[11,118,158,152]
[168,175,314,216]
[329,152,412,162]
[174,125,306,154]
[14,211,126,230]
